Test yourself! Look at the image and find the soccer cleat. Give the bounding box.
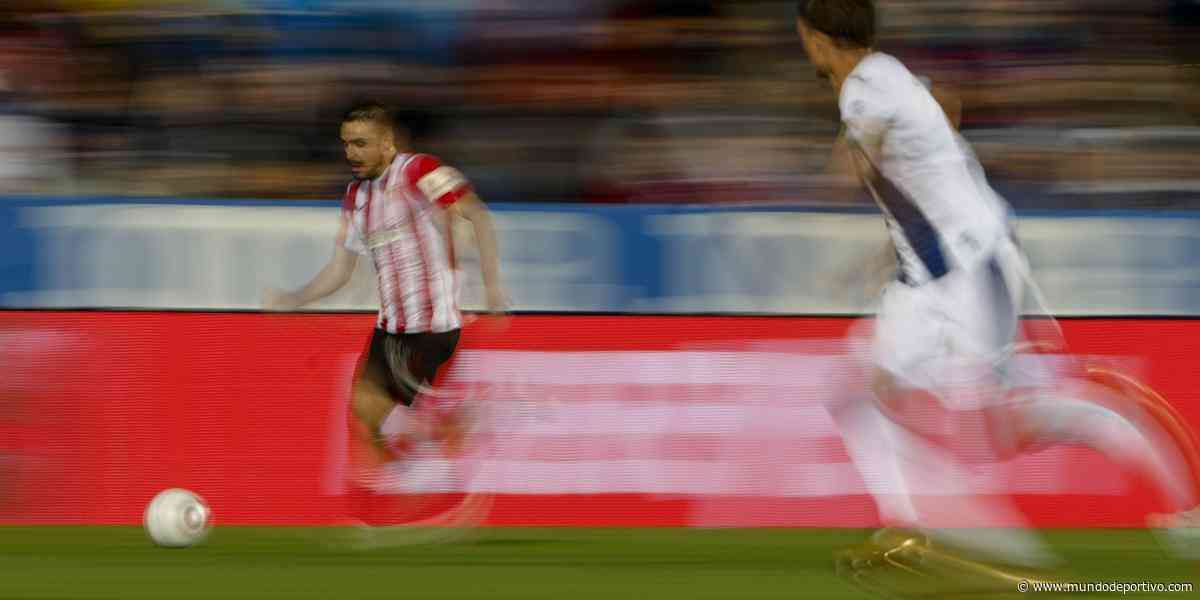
[835,529,1064,599]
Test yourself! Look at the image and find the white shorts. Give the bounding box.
[871,237,1027,394]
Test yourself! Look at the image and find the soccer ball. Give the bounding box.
[143,488,212,548]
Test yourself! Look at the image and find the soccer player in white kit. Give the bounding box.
[265,102,507,477]
[795,0,1200,580]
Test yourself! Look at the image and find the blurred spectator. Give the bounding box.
[0,0,1194,207]
[0,13,71,194]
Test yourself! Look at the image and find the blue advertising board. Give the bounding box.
[2,197,1199,316]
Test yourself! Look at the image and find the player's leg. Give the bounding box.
[987,373,1200,559]
[349,328,488,547]
[940,248,1200,560]
[987,239,1200,538]
[399,329,464,448]
[351,328,462,464]
[350,329,416,476]
[833,367,1062,596]
[915,259,1064,567]
[871,368,1060,568]
[395,329,461,407]
[830,284,940,530]
[994,384,1197,512]
[826,369,921,527]
[832,271,1058,590]
[355,327,467,480]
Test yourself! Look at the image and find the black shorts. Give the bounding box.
[362,328,460,406]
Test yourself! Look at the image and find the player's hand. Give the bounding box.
[829,264,860,297]
[262,287,301,312]
[484,288,511,315]
[462,288,512,332]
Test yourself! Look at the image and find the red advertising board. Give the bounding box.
[0,311,1196,527]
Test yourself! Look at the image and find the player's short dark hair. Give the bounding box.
[796,0,875,49]
[342,101,397,131]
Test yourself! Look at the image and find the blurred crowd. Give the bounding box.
[0,0,1198,207]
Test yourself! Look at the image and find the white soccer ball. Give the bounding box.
[143,488,212,548]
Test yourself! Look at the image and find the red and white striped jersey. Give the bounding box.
[337,153,473,334]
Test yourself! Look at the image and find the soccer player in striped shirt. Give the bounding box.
[265,101,507,476]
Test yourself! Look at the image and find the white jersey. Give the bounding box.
[338,153,471,334]
[840,52,1010,286]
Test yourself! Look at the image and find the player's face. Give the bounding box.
[796,19,834,86]
[340,120,396,180]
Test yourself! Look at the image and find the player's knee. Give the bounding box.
[871,369,898,403]
[985,401,1039,459]
[350,385,372,423]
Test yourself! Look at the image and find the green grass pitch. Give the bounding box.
[0,527,1195,599]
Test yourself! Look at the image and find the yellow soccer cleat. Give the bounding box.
[835,529,1065,599]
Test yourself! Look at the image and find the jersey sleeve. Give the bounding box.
[337,182,367,255]
[400,154,473,207]
[838,74,896,147]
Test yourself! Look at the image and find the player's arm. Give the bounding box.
[829,127,858,181]
[407,154,508,313]
[447,192,508,313]
[263,215,360,311]
[830,126,885,183]
[828,131,896,299]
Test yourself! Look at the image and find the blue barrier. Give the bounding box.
[2,197,1200,315]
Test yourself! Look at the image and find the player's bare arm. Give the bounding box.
[263,216,360,311]
[447,191,508,313]
[828,126,893,293]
